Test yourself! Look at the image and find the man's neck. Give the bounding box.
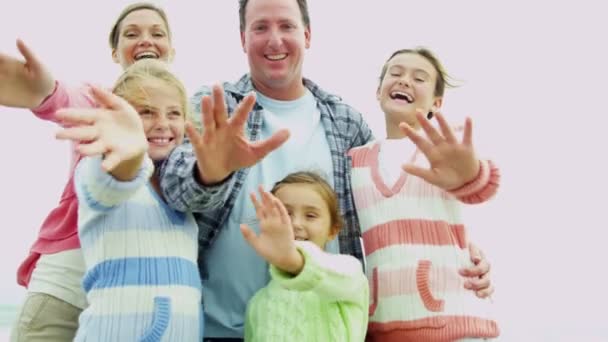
[251,77,307,101]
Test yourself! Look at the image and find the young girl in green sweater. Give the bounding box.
[240,171,369,341]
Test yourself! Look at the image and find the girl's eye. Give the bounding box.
[139,109,153,116]
[168,111,182,118]
[125,31,138,38]
[153,31,166,38]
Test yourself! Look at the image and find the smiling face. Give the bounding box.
[129,82,185,161]
[377,52,443,133]
[111,8,174,69]
[273,183,337,249]
[240,0,311,100]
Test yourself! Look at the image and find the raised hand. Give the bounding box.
[400,110,480,191]
[240,186,304,274]
[185,85,290,185]
[0,39,55,108]
[55,86,147,178]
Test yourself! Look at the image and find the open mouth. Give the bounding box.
[147,137,173,145]
[265,53,288,61]
[134,51,159,60]
[390,91,414,103]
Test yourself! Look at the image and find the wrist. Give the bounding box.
[196,164,230,186]
[279,247,304,275]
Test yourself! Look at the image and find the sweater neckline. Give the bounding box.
[369,141,417,198]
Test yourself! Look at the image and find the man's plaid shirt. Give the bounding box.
[159,74,374,270]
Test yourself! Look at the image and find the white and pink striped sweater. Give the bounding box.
[348,140,500,342]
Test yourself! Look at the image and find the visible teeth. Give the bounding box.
[135,52,158,60]
[391,91,413,103]
[266,53,287,61]
[149,138,170,144]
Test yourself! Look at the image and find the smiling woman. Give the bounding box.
[2,1,608,341]
[0,3,180,341]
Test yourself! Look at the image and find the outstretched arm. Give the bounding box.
[0,39,55,109]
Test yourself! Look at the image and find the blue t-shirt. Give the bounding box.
[201,89,335,338]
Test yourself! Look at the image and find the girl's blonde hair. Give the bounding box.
[112,59,190,121]
[271,171,343,236]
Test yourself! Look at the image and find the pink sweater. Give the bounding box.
[348,141,500,342]
[17,82,96,287]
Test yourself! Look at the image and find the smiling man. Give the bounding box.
[159,0,494,340]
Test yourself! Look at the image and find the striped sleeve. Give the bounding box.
[449,159,500,204]
[74,155,154,211]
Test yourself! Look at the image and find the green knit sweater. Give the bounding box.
[245,241,369,342]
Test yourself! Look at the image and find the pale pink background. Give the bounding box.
[1,1,607,340]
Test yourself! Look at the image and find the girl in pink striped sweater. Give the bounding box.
[349,48,500,341]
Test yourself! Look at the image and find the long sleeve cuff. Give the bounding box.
[449,159,500,204]
[76,155,154,210]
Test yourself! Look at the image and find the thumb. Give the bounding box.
[16,39,43,71]
[88,86,126,111]
[468,243,482,264]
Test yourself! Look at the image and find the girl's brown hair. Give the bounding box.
[271,171,343,236]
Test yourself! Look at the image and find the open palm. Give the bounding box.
[55,86,147,172]
[400,111,480,191]
[185,85,290,185]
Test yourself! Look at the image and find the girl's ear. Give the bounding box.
[430,96,443,113]
[328,225,340,241]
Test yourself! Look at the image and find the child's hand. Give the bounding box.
[240,186,304,275]
[0,39,55,109]
[55,86,147,176]
[185,85,290,185]
[400,111,480,191]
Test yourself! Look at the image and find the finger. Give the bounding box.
[230,92,256,128]
[275,198,290,225]
[462,117,473,147]
[468,242,483,264]
[250,192,265,220]
[77,140,107,157]
[16,39,42,70]
[475,285,495,299]
[200,95,216,140]
[399,122,434,156]
[56,108,103,126]
[240,224,259,247]
[250,129,290,159]
[212,84,228,128]
[434,112,458,144]
[459,259,490,278]
[259,186,275,210]
[402,164,437,184]
[89,86,126,111]
[185,122,203,145]
[415,110,444,145]
[465,271,491,292]
[56,126,99,142]
[100,152,123,172]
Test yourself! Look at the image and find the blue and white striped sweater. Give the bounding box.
[73,156,202,341]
